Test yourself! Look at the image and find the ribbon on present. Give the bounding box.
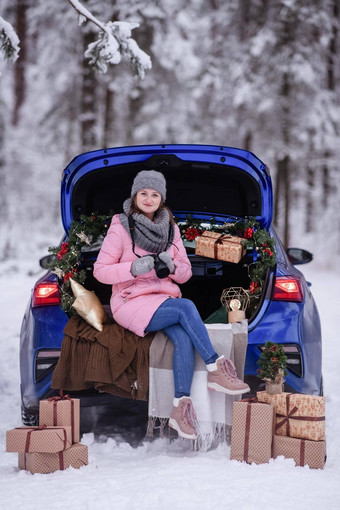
[299,439,305,467]
[275,394,325,437]
[210,233,243,259]
[14,424,68,453]
[48,390,76,443]
[240,398,274,463]
[58,451,65,470]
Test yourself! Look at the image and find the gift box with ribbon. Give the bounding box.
[6,425,72,453]
[18,443,88,474]
[39,391,80,443]
[195,231,246,264]
[230,399,275,464]
[273,434,326,469]
[256,391,325,441]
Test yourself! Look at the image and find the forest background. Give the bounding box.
[0,0,339,268]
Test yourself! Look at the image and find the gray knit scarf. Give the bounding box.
[119,198,175,254]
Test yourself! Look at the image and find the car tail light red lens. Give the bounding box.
[32,282,60,307]
[272,277,303,302]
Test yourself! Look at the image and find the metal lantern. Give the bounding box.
[220,287,250,323]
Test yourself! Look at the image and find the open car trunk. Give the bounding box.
[62,145,274,324]
[79,244,271,325]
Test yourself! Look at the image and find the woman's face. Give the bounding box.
[135,188,162,220]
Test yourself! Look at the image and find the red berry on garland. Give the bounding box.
[57,242,69,260]
[243,228,254,239]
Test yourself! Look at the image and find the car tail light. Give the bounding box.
[272,277,303,302]
[35,350,61,382]
[259,344,303,377]
[32,282,60,307]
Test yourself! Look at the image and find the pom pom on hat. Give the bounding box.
[131,170,167,202]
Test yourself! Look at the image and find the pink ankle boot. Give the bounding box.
[169,397,198,440]
[207,356,250,395]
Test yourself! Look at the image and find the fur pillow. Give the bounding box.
[69,278,108,331]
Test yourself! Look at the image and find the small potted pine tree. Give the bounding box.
[257,341,288,394]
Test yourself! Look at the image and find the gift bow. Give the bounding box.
[201,232,243,258]
[17,424,68,453]
[48,389,71,402]
[275,393,325,437]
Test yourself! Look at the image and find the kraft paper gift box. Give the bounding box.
[6,425,72,453]
[195,231,246,264]
[273,434,326,469]
[39,394,80,443]
[256,391,325,441]
[18,443,88,474]
[230,400,275,464]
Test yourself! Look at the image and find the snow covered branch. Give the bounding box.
[0,16,20,63]
[66,0,152,78]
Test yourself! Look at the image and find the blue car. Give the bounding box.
[19,144,322,431]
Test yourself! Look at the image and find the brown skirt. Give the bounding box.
[51,315,154,401]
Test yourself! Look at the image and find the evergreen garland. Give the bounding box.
[48,212,276,315]
[176,215,277,310]
[48,211,114,313]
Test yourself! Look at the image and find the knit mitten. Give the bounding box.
[158,252,175,274]
[131,255,155,276]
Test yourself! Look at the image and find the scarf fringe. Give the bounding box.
[146,416,231,450]
[146,416,169,439]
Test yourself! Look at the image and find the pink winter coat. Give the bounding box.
[93,215,192,337]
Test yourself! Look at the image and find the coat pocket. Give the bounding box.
[118,282,136,301]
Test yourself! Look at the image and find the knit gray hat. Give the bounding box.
[131,170,167,202]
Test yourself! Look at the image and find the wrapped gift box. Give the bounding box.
[273,434,326,469]
[195,231,246,264]
[6,425,72,453]
[18,443,88,474]
[230,400,275,464]
[256,391,325,441]
[39,395,80,443]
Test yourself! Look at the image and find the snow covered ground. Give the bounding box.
[0,257,339,509]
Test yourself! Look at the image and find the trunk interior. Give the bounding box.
[72,158,268,323]
[81,250,260,323]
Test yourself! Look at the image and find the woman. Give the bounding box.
[94,170,249,440]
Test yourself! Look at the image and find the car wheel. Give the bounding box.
[21,406,39,426]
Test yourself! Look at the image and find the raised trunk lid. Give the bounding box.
[61,144,273,233]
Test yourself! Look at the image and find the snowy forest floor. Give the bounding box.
[0,258,340,510]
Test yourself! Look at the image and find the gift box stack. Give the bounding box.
[6,393,88,474]
[230,392,326,469]
[195,231,246,264]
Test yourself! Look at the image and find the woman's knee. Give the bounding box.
[178,298,197,313]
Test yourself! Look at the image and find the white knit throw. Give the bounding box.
[147,321,248,451]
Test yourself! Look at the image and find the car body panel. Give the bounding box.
[19,144,322,428]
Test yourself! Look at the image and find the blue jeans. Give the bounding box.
[145,298,218,398]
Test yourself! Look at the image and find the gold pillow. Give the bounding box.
[69,279,108,331]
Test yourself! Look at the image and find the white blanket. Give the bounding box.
[147,320,248,450]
